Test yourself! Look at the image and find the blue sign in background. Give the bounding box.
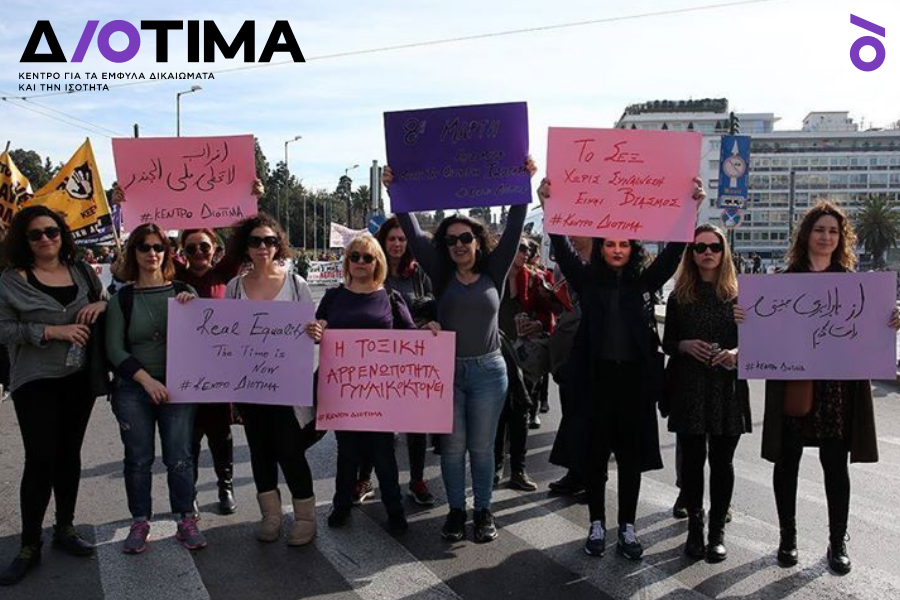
[717,134,751,209]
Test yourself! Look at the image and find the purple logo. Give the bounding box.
[850,14,886,72]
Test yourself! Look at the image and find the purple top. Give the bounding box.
[316,285,415,331]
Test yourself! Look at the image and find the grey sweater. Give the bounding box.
[0,263,103,392]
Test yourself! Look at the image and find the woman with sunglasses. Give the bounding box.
[662,224,750,563]
[539,176,707,561]
[737,202,900,574]
[385,157,537,544]
[0,207,106,586]
[348,218,437,508]
[104,224,205,555]
[224,214,322,546]
[319,235,417,533]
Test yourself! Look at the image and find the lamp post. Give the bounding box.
[343,164,359,227]
[283,135,302,244]
[176,85,202,137]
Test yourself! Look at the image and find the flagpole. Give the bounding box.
[3,141,9,153]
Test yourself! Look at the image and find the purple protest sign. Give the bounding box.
[166,298,315,405]
[384,102,530,212]
[738,272,897,380]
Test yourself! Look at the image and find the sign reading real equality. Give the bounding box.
[545,128,702,242]
[384,102,530,212]
[112,135,257,230]
[166,299,315,406]
[738,272,898,380]
[316,330,456,433]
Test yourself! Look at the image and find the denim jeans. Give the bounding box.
[112,379,197,519]
[441,349,508,511]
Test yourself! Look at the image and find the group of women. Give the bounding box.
[0,159,895,587]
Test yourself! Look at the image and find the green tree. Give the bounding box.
[9,149,58,189]
[434,209,445,224]
[350,185,371,229]
[855,194,900,268]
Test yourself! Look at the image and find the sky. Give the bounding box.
[1,0,898,212]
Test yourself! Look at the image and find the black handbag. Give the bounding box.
[76,261,113,398]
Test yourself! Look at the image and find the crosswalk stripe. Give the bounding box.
[95,520,210,600]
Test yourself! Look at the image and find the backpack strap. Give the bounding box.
[118,284,135,352]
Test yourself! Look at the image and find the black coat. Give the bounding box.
[549,236,685,473]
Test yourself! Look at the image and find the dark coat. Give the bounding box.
[500,330,533,415]
[549,236,685,473]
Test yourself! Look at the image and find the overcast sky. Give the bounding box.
[1,0,897,211]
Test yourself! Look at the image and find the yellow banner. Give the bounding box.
[24,138,112,240]
[0,150,33,228]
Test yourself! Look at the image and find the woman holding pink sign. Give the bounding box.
[386,157,537,545]
[540,176,707,562]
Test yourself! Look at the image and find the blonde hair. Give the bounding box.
[673,224,738,305]
[342,235,388,286]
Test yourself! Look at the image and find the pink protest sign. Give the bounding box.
[166,298,315,405]
[316,330,456,433]
[738,272,897,380]
[112,135,257,230]
[545,127,702,241]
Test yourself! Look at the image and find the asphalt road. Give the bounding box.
[2,296,900,600]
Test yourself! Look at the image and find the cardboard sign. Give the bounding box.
[316,330,456,433]
[113,135,257,230]
[738,272,898,380]
[166,299,315,405]
[329,223,367,248]
[384,102,530,212]
[306,260,343,285]
[545,127,702,241]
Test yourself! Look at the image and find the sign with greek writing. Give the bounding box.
[316,330,456,433]
[545,127,702,241]
[306,260,343,285]
[166,298,315,405]
[112,135,257,230]
[738,273,897,380]
[384,102,530,212]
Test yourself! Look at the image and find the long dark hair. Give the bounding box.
[119,223,176,282]
[376,216,416,279]
[3,206,78,269]
[432,214,496,285]
[786,201,857,272]
[226,213,290,263]
[589,238,648,280]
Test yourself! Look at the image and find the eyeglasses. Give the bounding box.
[445,232,475,247]
[349,251,376,264]
[248,235,279,249]
[691,242,724,254]
[26,227,61,242]
[137,243,166,254]
[185,242,212,255]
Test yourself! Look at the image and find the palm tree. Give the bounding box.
[855,194,900,268]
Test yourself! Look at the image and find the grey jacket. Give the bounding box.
[0,263,103,392]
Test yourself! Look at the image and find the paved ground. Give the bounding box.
[2,291,900,600]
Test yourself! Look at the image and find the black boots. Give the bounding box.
[684,510,706,559]
[0,543,41,587]
[828,532,851,575]
[218,480,237,515]
[52,525,95,557]
[706,514,727,563]
[777,525,799,567]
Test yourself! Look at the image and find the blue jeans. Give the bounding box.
[441,350,508,511]
[112,379,197,519]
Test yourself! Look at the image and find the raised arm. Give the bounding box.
[641,241,687,293]
[486,203,527,289]
[550,233,589,296]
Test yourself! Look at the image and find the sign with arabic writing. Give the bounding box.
[112,135,257,230]
[738,273,897,380]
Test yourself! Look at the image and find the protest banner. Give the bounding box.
[384,101,530,212]
[306,260,343,285]
[112,135,257,230]
[738,272,897,380]
[0,149,33,228]
[316,330,455,433]
[330,223,367,248]
[22,139,114,241]
[89,263,112,289]
[545,127,702,241]
[166,298,315,405]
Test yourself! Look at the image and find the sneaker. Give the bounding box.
[583,521,606,557]
[441,508,466,542]
[509,471,538,492]
[0,544,41,586]
[176,516,208,551]
[327,506,352,528]
[122,521,150,555]
[528,414,541,429]
[473,509,498,543]
[388,512,409,534]
[409,480,435,506]
[352,479,375,506]
[617,524,644,560]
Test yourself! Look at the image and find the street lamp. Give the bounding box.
[176,85,202,137]
[283,135,302,244]
[344,164,359,228]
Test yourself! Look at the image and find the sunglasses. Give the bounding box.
[26,227,61,242]
[185,242,212,255]
[445,232,475,247]
[248,235,279,249]
[691,242,724,254]
[137,243,166,254]
[518,243,536,255]
[349,251,376,264]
